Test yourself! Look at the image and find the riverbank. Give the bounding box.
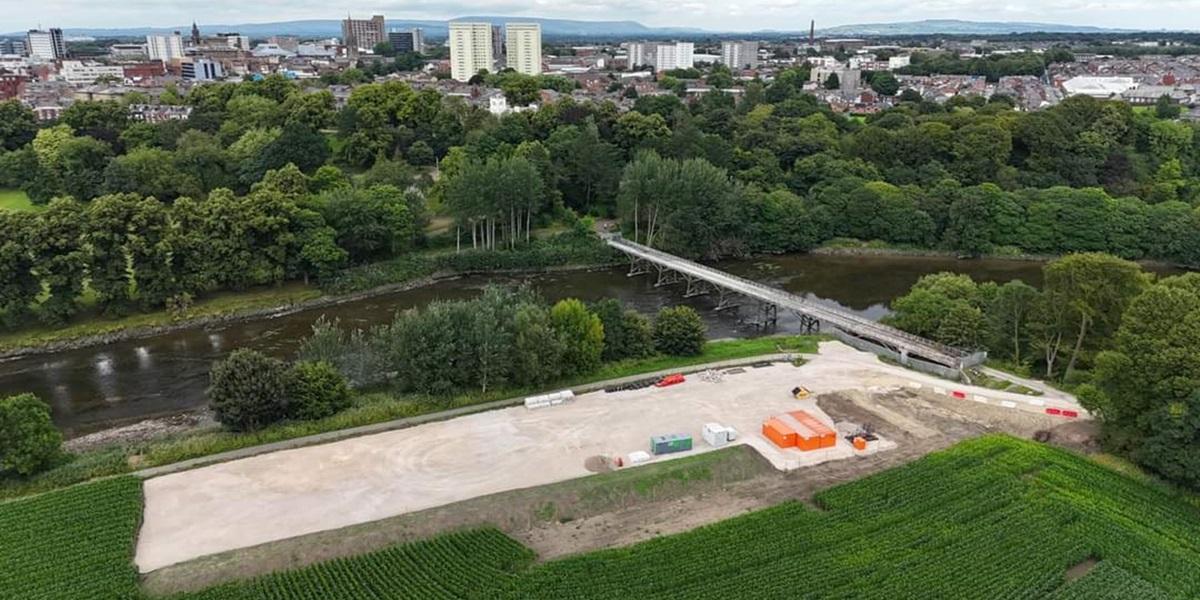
[0,335,821,501]
[811,239,1185,271]
[0,233,620,359]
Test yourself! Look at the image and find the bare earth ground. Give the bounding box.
[139,342,1091,594]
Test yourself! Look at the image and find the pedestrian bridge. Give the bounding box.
[605,235,985,372]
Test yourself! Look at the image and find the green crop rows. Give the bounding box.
[3,436,1200,599]
[0,476,142,600]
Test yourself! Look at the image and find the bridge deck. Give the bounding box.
[606,236,978,369]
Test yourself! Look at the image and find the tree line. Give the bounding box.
[0,164,418,326]
[886,253,1200,491]
[209,289,707,432]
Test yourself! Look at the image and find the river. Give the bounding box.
[0,254,1108,437]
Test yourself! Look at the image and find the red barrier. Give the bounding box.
[1045,408,1062,415]
[1062,410,1079,418]
[951,391,967,399]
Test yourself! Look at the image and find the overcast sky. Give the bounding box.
[6,0,1199,32]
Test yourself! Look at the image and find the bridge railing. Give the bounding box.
[608,237,975,366]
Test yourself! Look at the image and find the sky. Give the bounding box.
[5,0,1200,32]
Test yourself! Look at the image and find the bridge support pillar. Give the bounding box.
[798,314,820,333]
[714,288,739,312]
[654,265,683,287]
[900,348,910,366]
[627,257,649,277]
[683,276,710,298]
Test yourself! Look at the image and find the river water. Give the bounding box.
[0,254,1094,436]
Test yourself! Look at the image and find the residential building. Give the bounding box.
[505,23,542,76]
[810,66,861,92]
[341,15,386,52]
[146,33,185,61]
[59,61,124,85]
[721,41,758,69]
[26,28,65,60]
[0,39,27,56]
[214,33,250,51]
[181,57,223,81]
[654,42,693,72]
[492,25,504,67]
[1061,76,1137,99]
[888,55,912,70]
[627,42,655,70]
[448,22,493,82]
[0,73,27,100]
[388,29,423,54]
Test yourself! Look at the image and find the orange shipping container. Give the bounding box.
[763,418,798,448]
[788,410,837,448]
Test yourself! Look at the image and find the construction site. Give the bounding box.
[135,341,1088,582]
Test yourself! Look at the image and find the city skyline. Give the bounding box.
[6,1,1200,33]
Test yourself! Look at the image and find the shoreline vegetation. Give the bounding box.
[3,234,1188,359]
[0,334,821,502]
[0,232,621,359]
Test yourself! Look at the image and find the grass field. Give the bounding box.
[4,436,1199,599]
[0,188,39,212]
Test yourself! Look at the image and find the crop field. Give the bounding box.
[0,476,142,600]
[3,436,1199,599]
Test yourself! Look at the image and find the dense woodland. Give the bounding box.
[887,254,1200,491]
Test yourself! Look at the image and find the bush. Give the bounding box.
[208,349,292,431]
[653,306,707,356]
[289,361,351,421]
[550,299,605,376]
[594,299,655,362]
[0,394,63,477]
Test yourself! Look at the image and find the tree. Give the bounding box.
[57,136,113,201]
[1135,391,1200,490]
[987,280,1040,365]
[1042,253,1149,378]
[208,349,292,431]
[244,122,330,184]
[0,393,63,477]
[405,140,435,166]
[60,101,129,145]
[0,100,37,151]
[870,71,901,96]
[512,304,565,386]
[319,185,415,262]
[1154,94,1182,120]
[823,73,841,90]
[104,147,197,200]
[550,299,604,375]
[283,90,337,130]
[501,74,541,106]
[0,212,39,325]
[653,306,706,356]
[288,361,351,421]
[593,299,654,362]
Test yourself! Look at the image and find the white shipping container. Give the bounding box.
[702,423,730,447]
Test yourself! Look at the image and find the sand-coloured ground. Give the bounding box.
[135,342,1083,572]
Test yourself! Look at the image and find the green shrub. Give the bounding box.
[653,306,707,356]
[209,349,291,431]
[288,361,351,421]
[0,393,63,477]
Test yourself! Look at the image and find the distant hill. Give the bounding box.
[6,17,703,40]
[815,19,1133,36]
[4,17,1148,41]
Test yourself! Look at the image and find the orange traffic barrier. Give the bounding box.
[853,437,867,451]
